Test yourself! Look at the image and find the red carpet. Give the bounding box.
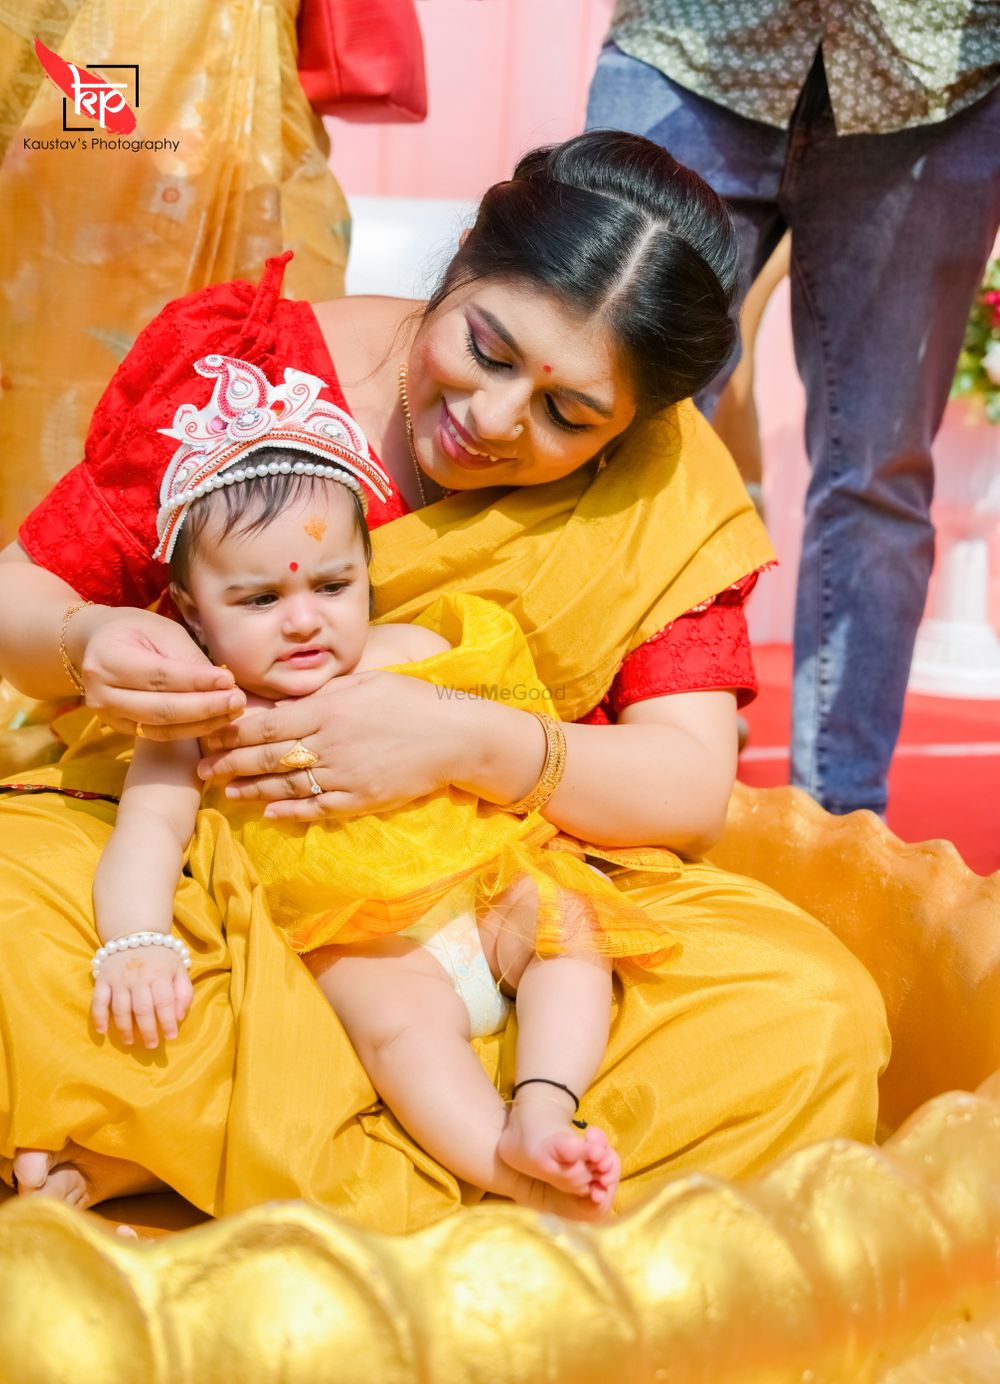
[738,645,1000,877]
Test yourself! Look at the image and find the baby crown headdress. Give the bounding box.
[153,354,393,561]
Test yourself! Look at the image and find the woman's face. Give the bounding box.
[406,278,637,491]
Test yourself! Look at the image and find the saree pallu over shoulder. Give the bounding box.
[370,403,774,721]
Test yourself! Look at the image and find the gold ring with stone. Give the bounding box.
[279,740,319,771]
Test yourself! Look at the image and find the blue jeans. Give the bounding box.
[587,46,1000,814]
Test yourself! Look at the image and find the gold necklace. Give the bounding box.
[397,363,427,506]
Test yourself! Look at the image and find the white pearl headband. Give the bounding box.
[159,455,364,514]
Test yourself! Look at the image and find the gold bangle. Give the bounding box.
[59,599,94,695]
[505,712,567,816]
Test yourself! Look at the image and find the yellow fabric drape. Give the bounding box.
[371,402,775,721]
[0,0,350,540]
[0,768,888,1224]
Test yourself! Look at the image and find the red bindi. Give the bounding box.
[542,364,553,373]
[289,561,298,572]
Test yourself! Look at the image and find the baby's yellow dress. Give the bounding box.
[221,594,682,967]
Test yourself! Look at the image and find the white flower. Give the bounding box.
[984,340,1000,386]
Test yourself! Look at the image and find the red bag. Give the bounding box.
[297,0,428,122]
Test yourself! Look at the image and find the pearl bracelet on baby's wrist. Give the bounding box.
[91,931,192,981]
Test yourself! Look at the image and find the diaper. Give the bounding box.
[401,909,511,1039]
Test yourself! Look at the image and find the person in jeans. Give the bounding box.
[588,2,1000,815]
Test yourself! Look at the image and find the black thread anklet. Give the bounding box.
[511,1077,581,1110]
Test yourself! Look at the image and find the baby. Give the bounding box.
[91,355,676,1221]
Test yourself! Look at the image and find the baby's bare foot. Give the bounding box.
[499,1089,620,1217]
[499,1091,593,1195]
[12,1144,163,1209]
[13,1147,89,1206]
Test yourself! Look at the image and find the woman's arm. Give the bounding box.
[198,675,738,856]
[0,541,245,736]
[0,541,101,697]
[456,689,738,855]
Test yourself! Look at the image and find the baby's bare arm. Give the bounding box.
[94,738,202,937]
[359,622,451,670]
[91,737,202,1048]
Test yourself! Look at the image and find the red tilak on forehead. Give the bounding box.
[289,562,298,572]
[542,364,553,373]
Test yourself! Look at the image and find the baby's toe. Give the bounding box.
[12,1148,54,1193]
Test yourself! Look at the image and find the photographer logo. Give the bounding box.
[34,37,137,134]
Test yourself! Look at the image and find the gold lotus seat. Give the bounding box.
[1,783,999,1383]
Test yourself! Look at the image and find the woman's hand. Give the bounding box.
[70,605,246,740]
[198,670,469,819]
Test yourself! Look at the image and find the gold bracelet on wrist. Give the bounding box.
[504,712,567,816]
[59,599,94,695]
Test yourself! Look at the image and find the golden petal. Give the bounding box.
[3,1080,1000,1384]
[709,784,1000,1131]
[0,1200,157,1383]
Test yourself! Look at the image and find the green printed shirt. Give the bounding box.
[608,1,1000,134]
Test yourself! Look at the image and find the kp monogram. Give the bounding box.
[34,38,138,134]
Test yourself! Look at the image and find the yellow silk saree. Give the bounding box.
[0,400,889,1224]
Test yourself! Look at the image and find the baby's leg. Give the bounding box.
[480,884,621,1216]
[311,937,609,1220]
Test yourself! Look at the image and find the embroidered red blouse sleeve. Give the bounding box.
[577,572,760,725]
[18,253,404,608]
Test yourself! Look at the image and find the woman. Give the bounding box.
[0,133,889,1226]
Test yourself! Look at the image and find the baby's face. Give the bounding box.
[174,483,372,700]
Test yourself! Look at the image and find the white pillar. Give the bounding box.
[909,398,1000,698]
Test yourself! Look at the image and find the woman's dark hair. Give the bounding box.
[169,447,372,591]
[425,130,739,418]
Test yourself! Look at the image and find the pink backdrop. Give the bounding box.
[326,0,615,200]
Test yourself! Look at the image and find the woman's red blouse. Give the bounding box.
[18,254,759,723]
[578,572,759,724]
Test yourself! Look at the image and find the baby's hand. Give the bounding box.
[91,939,193,1049]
